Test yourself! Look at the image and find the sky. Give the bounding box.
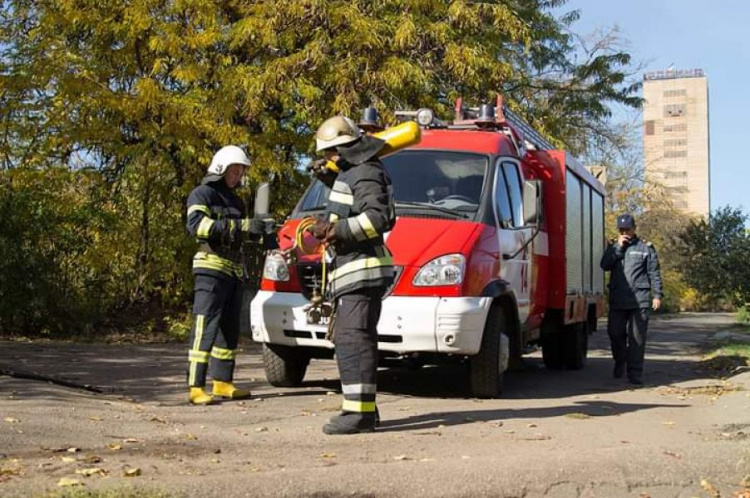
[560,0,749,214]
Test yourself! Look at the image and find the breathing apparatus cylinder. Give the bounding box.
[324,121,421,173]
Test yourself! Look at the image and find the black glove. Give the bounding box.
[309,219,337,243]
[309,158,328,174]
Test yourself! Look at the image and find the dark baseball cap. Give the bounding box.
[617,213,635,229]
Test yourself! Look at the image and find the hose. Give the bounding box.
[293,217,328,300]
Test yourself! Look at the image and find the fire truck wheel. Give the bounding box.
[262,343,310,387]
[469,306,507,399]
[562,322,588,370]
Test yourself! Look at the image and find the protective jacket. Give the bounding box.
[323,136,396,298]
[186,178,256,280]
[600,236,663,310]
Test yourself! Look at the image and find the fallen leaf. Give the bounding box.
[123,438,139,443]
[4,417,20,424]
[700,478,720,498]
[248,466,261,473]
[661,421,675,426]
[57,477,84,487]
[255,427,268,433]
[0,467,22,476]
[185,434,198,441]
[526,423,537,428]
[76,467,108,477]
[565,413,591,420]
[67,447,81,453]
[319,453,336,459]
[61,456,76,463]
[107,444,122,451]
[123,467,141,477]
[89,416,102,422]
[82,455,102,464]
[393,455,409,461]
[149,417,166,424]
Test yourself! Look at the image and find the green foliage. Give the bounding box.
[737,306,750,326]
[0,0,641,335]
[678,206,750,309]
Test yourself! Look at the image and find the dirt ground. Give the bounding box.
[1,313,749,498]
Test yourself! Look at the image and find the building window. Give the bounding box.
[664,139,687,147]
[664,123,687,132]
[664,150,688,158]
[664,104,686,117]
[645,120,655,135]
[663,89,687,98]
[664,170,688,179]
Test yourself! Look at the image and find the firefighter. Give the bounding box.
[185,145,274,405]
[309,116,396,434]
[600,213,663,385]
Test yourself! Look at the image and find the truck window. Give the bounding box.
[502,162,524,227]
[296,180,330,213]
[381,151,487,210]
[493,162,513,228]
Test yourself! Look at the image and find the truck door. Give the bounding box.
[493,159,533,324]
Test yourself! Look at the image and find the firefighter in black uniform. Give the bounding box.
[185,145,274,405]
[600,213,663,385]
[309,116,396,434]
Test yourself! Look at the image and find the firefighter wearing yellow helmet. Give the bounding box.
[185,145,276,405]
[309,116,396,434]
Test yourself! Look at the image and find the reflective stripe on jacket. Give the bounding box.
[325,136,396,298]
[186,180,247,279]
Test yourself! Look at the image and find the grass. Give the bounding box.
[38,488,183,498]
[700,340,750,377]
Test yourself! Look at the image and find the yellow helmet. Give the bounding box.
[315,116,361,152]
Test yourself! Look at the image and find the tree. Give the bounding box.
[678,206,750,308]
[0,0,642,334]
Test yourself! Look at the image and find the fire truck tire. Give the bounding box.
[541,326,564,370]
[562,322,588,370]
[262,344,310,387]
[469,307,507,398]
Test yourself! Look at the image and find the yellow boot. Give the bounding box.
[212,381,251,400]
[189,387,215,405]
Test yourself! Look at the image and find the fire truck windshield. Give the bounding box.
[295,151,488,220]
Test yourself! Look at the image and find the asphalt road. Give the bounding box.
[1,313,748,497]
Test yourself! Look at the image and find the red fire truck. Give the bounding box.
[250,98,605,398]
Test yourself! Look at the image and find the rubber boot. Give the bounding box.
[189,387,215,406]
[212,381,251,400]
[322,412,376,435]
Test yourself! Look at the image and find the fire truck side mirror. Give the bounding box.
[254,182,271,218]
[523,180,542,226]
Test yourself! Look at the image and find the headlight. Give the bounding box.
[263,253,290,282]
[413,254,465,286]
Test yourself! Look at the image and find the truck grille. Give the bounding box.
[296,262,402,300]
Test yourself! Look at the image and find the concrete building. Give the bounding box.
[642,68,710,217]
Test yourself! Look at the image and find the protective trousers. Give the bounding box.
[607,308,650,380]
[333,288,384,415]
[187,274,243,388]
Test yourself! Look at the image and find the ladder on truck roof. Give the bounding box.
[454,95,556,152]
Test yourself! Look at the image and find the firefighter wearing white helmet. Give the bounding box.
[184,145,277,405]
[309,116,396,435]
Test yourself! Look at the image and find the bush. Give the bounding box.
[738,305,750,325]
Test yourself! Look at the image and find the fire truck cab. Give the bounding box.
[250,100,605,398]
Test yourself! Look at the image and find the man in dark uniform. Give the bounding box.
[600,213,663,385]
[309,116,396,434]
[185,145,275,405]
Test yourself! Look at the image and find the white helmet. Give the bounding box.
[207,145,251,176]
[315,116,362,152]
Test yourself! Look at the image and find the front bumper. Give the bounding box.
[250,291,492,355]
